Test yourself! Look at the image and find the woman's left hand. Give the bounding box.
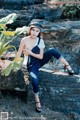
[26,48,33,55]
[23,48,33,56]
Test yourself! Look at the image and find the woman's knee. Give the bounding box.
[29,71,39,93]
[48,48,62,59]
[30,72,37,79]
[30,72,38,84]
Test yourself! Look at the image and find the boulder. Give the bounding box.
[68,112,80,120]
[0,4,62,26]
[0,59,29,91]
[39,70,80,115]
[0,70,25,90]
[0,0,44,8]
[30,19,80,54]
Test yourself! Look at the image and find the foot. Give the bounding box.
[35,102,42,113]
[64,64,74,75]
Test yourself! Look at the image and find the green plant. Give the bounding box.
[0,13,29,76]
[2,26,29,76]
[60,4,80,19]
[0,13,17,56]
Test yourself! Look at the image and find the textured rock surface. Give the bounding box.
[39,70,80,114]
[0,70,80,120]
[0,2,80,118]
[1,19,79,91]
[0,5,62,27]
[0,70,25,90]
[0,0,44,8]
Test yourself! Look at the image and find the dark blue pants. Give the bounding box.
[28,48,62,93]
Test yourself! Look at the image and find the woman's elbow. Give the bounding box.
[39,55,43,59]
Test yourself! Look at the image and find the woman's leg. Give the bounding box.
[40,48,74,74]
[29,71,39,93]
[40,48,62,67]
[60,57,72,70]
[29,66,41,112]
[34,92,41,112]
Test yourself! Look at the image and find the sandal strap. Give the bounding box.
[36,107,42,112]
[65,64,70,67]
[36,106,42,109]
[35,102,42,112]
[64,64,70,69]
[35,102,41,108]
[35,101,40,103]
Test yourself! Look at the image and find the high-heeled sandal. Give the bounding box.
[64,64,74,75]
[35,102,42,113]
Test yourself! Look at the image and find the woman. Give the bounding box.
[16,22,74,112]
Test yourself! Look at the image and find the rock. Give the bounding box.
[44,7,62,21]
[0,5,62,26]
[47,112,69,120]
[0,0,44,9]
[0,61,30,90]
[0,70,25,90]
[30,19,80,55]
[68,112,80,120]
[38,70,80,115]
[0,61,79,118]
[0,2,79,118]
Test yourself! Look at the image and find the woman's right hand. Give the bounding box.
[14,57,23,63]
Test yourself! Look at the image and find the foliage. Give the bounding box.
[2,57,23,76]
[46,0,80,19]
[0,13,29,76]
[0,13,17,24]
[60,4,80,19]
[0,13,18,56]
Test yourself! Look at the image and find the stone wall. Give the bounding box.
[0,1,80,118]
[0,0,44,8]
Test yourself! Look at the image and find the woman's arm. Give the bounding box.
[15,39,25,59]
[27,48,44,59]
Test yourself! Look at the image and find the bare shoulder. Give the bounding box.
[21,36,29,43]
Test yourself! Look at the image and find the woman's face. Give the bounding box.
[30,27,40,39]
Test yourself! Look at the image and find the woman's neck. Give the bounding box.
[29,35,37,40]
